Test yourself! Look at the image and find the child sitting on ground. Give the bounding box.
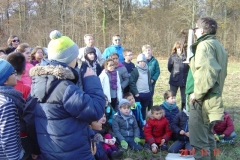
[213,112,237,144]
[112,99,142,151]
[98,114,123,160]
[104,95,115,125]
[168,108,192,153]
[160,90,179,125]
[144,106,172,153]
[90,115,108,160]
[124,92,145,138]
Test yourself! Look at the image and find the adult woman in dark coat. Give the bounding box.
[168,41,189,110]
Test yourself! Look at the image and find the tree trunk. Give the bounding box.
[119,0,122,35]
[102,0,106,47]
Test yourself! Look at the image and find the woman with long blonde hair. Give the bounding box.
[168,41,189,110]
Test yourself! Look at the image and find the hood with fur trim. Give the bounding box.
[29,65,75,80]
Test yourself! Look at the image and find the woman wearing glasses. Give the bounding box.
[5,35,20,54]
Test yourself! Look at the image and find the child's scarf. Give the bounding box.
[163,100,176,111]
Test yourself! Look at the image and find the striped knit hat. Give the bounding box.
[48,30,79,64]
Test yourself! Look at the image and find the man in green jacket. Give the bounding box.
[186,17,228,160]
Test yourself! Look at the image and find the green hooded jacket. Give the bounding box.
[186,34,228,123]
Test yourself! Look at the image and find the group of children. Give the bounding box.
[91,90,237,160]
[0,31,237,160]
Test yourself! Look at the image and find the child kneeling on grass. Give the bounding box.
[168,108,193,153]
[91,114,123,160]
[112,99,142,151]
[101,113,124,160]
[213,112,237,144]
[144,106,172,153]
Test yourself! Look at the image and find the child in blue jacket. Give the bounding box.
[124,92,145,138]
[112,99,142,151]
[25,30,105,160]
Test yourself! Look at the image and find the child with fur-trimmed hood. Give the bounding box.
[25,30,105,160]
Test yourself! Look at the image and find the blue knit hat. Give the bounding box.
[0,59,14,85]
[48,30,79,64]
[118,99,130,109]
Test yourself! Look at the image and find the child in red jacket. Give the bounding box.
[213,112,236,144]
[144,106,172,153]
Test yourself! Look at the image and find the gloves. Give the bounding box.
[134,137,141,144]
[121,140,128,149]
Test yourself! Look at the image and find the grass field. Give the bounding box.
[119,59,240,160]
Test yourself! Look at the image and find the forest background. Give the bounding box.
[0,0,240,60]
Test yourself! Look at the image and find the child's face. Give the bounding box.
[138,61,146,68]
[23,47,31,62]
[111,55,119,67]
[119,105,131,115]
[106,61,115,72]
[105,97,108,107]
[124,52,133,61]
[87,53,95,61]
[151,110,164,120]
[143,48,152,59]
[4,71,17,86]
[35,49,44,61]
[91,119,103,130]
[166,96,176,104]
[101,114,107,124]
[126,95,135,106]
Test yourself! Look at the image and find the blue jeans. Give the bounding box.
[124,137,142,151]
[168,140,192,153]
[223,131,237,141]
